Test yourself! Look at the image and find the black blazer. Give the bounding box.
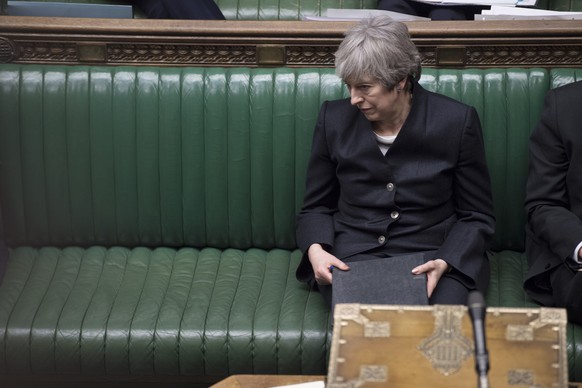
[296,82,495,289]
[524,81,582,305]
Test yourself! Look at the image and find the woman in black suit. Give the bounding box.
[134,0,225,20]
[295,16,495,306]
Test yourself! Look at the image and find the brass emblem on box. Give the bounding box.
[508,369,535,385]
[364,321,390,338]
[417,305,473,375]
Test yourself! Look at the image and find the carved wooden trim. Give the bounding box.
[1,16,582,68]
[106,43,258,65]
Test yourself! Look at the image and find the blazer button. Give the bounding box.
[390,211,400,220]
[386,183,395,192]
[378,235,386,244]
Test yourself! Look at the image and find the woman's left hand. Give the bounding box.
[411,259,450,298]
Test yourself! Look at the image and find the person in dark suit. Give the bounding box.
[295,16,495,307]
[377,0,485,20]
[133,0,225,20]
[524,81,582,325]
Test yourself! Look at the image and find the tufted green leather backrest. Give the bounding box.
[0,65,562,252]
[216,0,377,20]
[0,66,346,250]
[550,68,582,88]
[535,0,582,11]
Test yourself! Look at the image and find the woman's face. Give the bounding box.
[346,76,406,123]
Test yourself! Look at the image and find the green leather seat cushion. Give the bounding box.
[0,246,330,376]
[2,247,582,380]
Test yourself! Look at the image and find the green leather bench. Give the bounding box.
[1,0,580,18]
[1,65,582,384]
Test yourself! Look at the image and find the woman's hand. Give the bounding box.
[307,244,349,285]
[411,259,450,298]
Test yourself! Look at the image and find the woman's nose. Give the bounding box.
[350,92,363,105]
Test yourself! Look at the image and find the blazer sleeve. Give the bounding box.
[296,103,339,252]
[295,102,340,283]
[525,89,582,261]
[435,107,495,286]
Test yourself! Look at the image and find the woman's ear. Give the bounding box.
[395,78,407,93]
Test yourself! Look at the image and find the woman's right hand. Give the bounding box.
[308,244,349,285]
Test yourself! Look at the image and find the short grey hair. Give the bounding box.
[335,16,421,90]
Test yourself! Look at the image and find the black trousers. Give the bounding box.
[377,0,485,20]
[135,0,225,20]
[550,263,582,325]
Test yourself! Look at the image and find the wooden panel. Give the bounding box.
[1,17,582,68]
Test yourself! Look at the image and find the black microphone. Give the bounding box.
[468,290,490,388]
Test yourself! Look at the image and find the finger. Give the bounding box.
[317,265,336,284]
[328,259,349,271]
[412,261,434,274]
[427,281,435,298]
[426,273,438,298]
[315,272,332,285]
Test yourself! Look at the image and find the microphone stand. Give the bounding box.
[468,290,490,388]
